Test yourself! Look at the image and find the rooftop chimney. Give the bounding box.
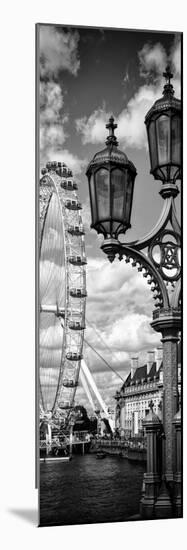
[131,357,138,379]
[155,346,163,371]
[147,350,155,375]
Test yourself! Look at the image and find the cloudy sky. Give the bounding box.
[39,25,181,412]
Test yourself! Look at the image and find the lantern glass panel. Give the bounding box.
[99,221,111,234]
[111,168,126,219]
[124,175,133,223]
[169,165,178,180]
[111,221,120,233]
[89,175,97,225]
[156,115,170,165]
[148,120,157,170]
[95,168,110,219]
[171,115,181,165]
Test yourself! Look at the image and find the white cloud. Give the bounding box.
[85,256,161,368]
[170,35,181,97]
[75,86,156,149]
[123,70,129,83]
[40,81,65,123]
[40,81,86,173]
[40,125,66,153]
[86,256,150,299]
[138,37,181,98]
[76,37,181,149]
[117,84,161,148]
[170,36,181,76]
[76,107,110,145]
[105,313,159,352]
[40,81,68,166]
[138,42,167,80]
[81,199,92,230]
[39,28,85,174]
[40,26,80,78]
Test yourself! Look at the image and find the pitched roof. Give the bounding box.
[121,361,163,391]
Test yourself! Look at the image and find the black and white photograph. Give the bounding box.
[36,23,182,527]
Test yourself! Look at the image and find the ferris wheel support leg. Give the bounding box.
[80,360,113,431]
[45,423,52,455]
[79,367,95,412]
[48,423,52,445]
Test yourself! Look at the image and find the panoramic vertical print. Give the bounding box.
[37,24,182,526]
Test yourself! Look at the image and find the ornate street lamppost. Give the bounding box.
[86,115,137,261]
[86,67,181,518]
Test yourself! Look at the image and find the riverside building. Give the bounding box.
[115,348,164,438]
[115,343,181,438]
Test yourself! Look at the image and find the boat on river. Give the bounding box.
[96,451,106,459]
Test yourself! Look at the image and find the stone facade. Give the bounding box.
[115,348,164,437]
[115,341,181,438]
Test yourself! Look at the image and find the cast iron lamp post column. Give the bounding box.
[172,407,182,516]
[86,67,181,517]
[140,400,162,519]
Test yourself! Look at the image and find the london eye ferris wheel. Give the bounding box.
[39,161,87,424]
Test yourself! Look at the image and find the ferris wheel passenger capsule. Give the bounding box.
[41,167,48,175]
[62,379,78,388]
[70,288,87,298]
[68,320,85,330]
[65,199,82,210]
[66,352,83,361]
[67,224,85,236]
[68,255,87,265]
[51,161,58,170]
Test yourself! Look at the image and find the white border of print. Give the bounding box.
[0,1,186,549]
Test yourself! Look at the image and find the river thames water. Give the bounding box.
[40,454,145,527]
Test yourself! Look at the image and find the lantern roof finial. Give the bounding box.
[145,64,180,128]
[163,65,173,85]
[86,115,137,176]
[105,116,119,147]
[162,65,174,97]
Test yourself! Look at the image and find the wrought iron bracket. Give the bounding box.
[101,190,181,313]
